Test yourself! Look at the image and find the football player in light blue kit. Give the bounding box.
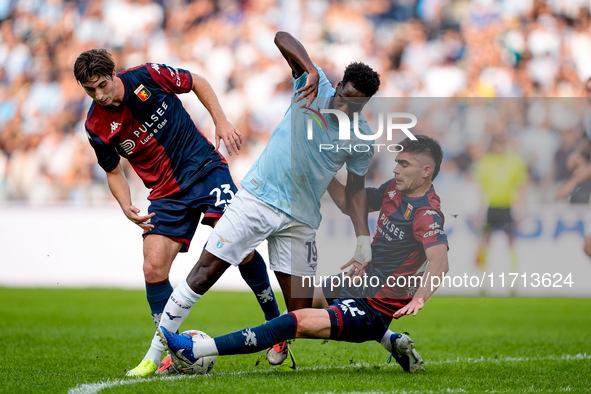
[153,31,381,371]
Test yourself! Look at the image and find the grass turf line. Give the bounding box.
[0,288,589,393]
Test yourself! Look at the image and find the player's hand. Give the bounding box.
[353,235,372,264]
[124,205,155,231]
[215,119,242,156]
[294,69,319,109]
[393,298,425,319]
[342,235,372,277]
[341,258,368,278]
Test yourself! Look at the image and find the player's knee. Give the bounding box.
[295,321,314,337]
[238,251,255,265]
[293,309,330,339]
[143,259,167,282]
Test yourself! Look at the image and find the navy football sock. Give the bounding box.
[146,278,173,327]
[239,251,280,321]
[214,314,297,355]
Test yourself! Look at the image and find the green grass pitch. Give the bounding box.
[1,288,589,393]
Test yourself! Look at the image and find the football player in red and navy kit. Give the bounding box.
[159,135,449,374]
[74,49,280,377]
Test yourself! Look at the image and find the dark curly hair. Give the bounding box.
[342,62,380,97]
[398,135,444,180]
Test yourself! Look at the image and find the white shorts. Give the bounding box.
[205,188,317,277]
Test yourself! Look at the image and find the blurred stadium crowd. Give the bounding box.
[2,0,591,205]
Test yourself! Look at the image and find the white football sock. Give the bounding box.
[192,337,219,359]
[160,280,202,334]
[381,329,395,352]
[143,331,166,364]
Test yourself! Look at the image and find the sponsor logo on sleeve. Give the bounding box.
[423,209,440,217]
[428,222,440,230]
[423,221,445,238]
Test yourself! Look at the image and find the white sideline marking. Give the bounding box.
[68,353,590,394]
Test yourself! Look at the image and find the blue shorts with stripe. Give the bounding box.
[325,298,392,343]
[143,162,237,252]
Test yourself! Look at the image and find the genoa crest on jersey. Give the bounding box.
[134,84,151,101]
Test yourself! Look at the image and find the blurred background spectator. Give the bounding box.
[2,0,591,206]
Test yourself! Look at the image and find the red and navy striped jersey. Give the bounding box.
[84,63,225,200]
[365,178,448,316]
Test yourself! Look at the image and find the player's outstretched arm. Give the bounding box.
[393,244,449,319]
[342,171,371,277]
[327,177,348,214]
[328,176,381,215]
[328,175,368,276]
[345,171,370,237]
[191,73,242,156]
[106,164,154,231]
[274,31,319,108]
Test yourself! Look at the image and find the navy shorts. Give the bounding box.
[325,298,392,343]
[143,163,237,252]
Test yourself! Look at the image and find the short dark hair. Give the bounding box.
[342,62,380,97]
[74,49,115,85]
[398,135,444,180]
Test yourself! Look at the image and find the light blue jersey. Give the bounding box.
[241,65,374,229]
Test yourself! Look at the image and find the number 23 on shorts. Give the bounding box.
[210,184,235,208]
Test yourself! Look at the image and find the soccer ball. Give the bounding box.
[159,330,217,375]
[176,330,217,375]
